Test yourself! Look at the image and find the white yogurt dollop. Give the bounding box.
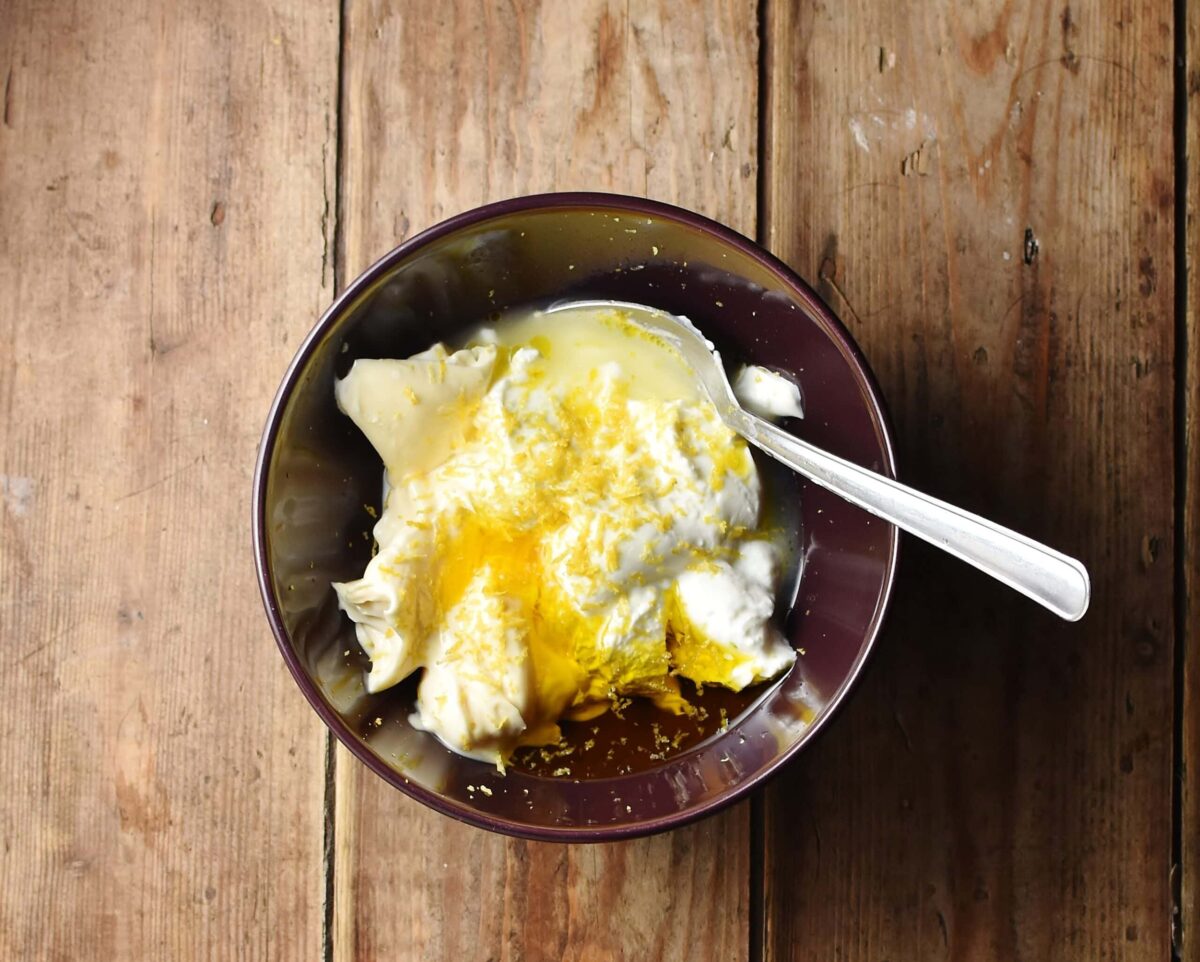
[733,365,804,420]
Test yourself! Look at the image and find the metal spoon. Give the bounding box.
[548,299,1091,621]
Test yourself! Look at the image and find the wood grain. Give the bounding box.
[333,1,757,959]
[2,1,1184,957]
[0,1,336,958]
[761,1,1175,959]
[1181,0,1198,954]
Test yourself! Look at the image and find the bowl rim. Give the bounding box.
[252,191,899,842]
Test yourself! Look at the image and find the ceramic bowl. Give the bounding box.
[253,193,897,841]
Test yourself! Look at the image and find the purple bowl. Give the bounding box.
[253,193,898,841]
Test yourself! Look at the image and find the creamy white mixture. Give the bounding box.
[333,305,801,768]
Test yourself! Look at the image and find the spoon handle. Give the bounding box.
[734,411,1091,621]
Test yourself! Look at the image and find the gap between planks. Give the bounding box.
[1176,0,1196,958]
[323,2,349,961]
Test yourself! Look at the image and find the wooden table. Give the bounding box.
[1,1,1190,958]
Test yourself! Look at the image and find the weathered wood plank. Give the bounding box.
[762,1,1175,959]
[0,1,337,958]
[332,2,758,959]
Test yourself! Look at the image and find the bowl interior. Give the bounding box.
[256,196,897,840]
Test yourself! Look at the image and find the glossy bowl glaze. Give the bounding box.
[253,193,898,841]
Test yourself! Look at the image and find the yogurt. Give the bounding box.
[333,304,800,768]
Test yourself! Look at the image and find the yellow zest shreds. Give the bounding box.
[667,621,755,688]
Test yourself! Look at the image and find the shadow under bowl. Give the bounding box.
[253,192,898,841]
